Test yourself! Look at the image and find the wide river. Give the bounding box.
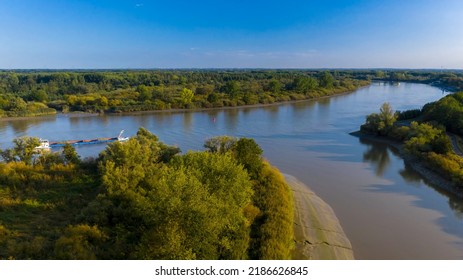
[1,82,463,259]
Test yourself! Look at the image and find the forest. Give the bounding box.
[0,128,294,259]
[0,69,373,117]
[2,69,462,118]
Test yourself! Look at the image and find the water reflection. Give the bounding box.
[99,114,110,126]
[0,120,7,131]
[182,112,193,133]
[318,96,331,107]
[5,116,56,135]
[399,166,424,185]
[449,198,463,219]
[360,138,393,176]
[69,115,96,127]
[223,110,238,131]
[133,113,152,129]
[263,105,280,123]
[358,136,463,249]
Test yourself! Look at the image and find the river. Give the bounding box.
[1,82,462,259]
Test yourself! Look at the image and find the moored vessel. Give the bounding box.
[36,130,129,150]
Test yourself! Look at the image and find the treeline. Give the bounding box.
[421,92,463,135]
[0,128,294,259]
[0,95,56,117]
[0,70,369,116]
[360,102,463,190]
[369,69,463,91]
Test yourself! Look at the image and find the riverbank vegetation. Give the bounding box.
[360,99,463,192]
[0,70,370,116]
[368,69,463,91]
[0,128,293,259]
[3,69,462,118]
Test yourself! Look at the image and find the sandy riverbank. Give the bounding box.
[285,174,354,260]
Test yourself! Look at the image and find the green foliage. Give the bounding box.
[388,125,410,141]
[378,103,397,135]
[62,144,81,165]
[404,122,451,155]
[0,70,370,117]
[422,92,463,135]
[425,152,463,185]
[54,225,106,260]
[205,136,292,259]
[360,103,397,135]
[267,80,281,93]
[29,90,48,102]
[0,160,99,259]
[293,76,318,94]
[0,128,294,260]
[232,138,263,177]
[319,71,334,88]
[90,132,254,259]
[249,162,294,259]
[361,112,380,134]
[0,94,55,117]
[223,81,240,98]
[361,98,463,191]
[180,88,194,106]
[0,136,41,165]
[204,136,238,153]
[397,109,422,120]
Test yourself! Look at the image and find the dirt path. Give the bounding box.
[285,174,354,260]
[447,132,463,156]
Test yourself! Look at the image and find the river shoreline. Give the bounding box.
[0,85,369,122]
[285,174,354,260]
[350,130,463,199]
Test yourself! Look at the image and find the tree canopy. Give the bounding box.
[0,128,294,260]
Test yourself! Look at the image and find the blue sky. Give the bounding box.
[1,0,462,69]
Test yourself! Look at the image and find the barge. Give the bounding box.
[36,130,129,149]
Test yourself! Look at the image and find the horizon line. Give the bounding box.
[1,67,462,72]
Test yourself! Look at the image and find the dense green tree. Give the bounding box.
[86,129,254,259]
[62,144,81,165]
[54,225,106,260]
[293,76,318,93]
[267,80,281,93]
[378,102,397,135]
[319,71,334,88]
[0,128,295,260]
[422,92,463,135]
[404,122,451,155]
[223,81,240,98]
[180,88,194,106]
[29,90,48,102]
[0,136,41,165]
[361,103,397,136]
[207,92,219,103]
[233,138,263,177]
[204,136,237,153]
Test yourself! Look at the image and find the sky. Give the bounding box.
[1,0,463,69]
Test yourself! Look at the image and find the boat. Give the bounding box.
[36,130,129,150]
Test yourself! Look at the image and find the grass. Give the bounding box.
[0,162,99,259]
